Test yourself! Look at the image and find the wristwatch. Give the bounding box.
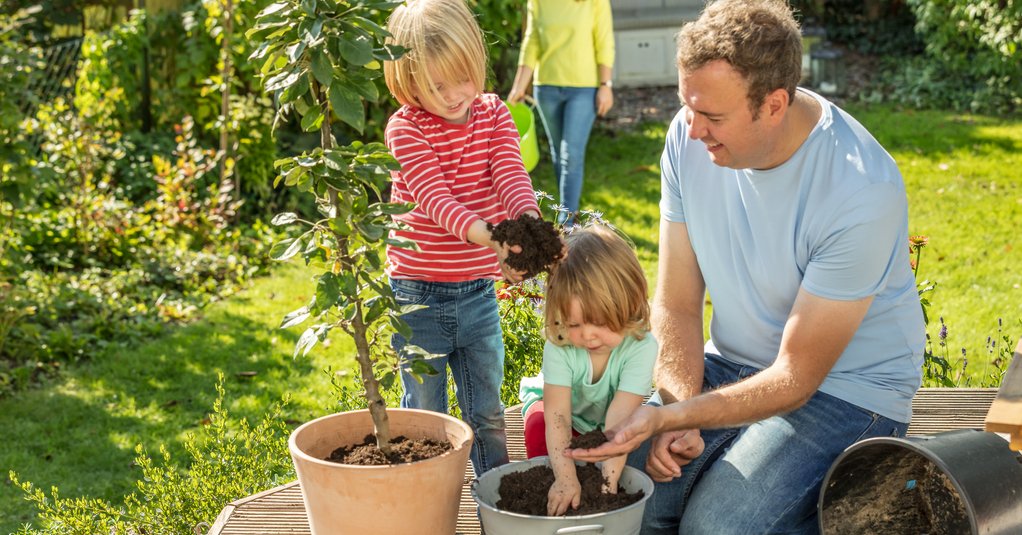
[599,80,613,88]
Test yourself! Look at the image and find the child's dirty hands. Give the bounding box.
[600,458,624,494]
[494,242,527,283]
[547,476,581,516]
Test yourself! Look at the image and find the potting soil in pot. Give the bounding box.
[496,462,644,516]
[326,434,452,465]
[489,214,563,279]
[821,449,968,535]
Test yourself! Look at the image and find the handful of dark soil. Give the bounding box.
[496,462,644,516]
[326,434,451,466]
[569,429,610,450]
[489,214,564,279]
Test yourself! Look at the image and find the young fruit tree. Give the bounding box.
[248,0,433,455]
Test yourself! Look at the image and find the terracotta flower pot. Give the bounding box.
[289,408,474,535]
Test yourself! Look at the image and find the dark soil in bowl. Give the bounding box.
[326,434,452,465]
[489,214,563,279]
[496,462,644,516]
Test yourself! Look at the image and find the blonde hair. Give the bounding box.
[383,0,487,111]
[544,225,651,345]
[676,0,802,118]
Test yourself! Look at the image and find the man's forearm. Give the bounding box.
[651,303,705,404]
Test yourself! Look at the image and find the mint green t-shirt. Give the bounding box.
[519,333,657,433]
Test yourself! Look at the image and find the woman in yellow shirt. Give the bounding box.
[508,0,615,224]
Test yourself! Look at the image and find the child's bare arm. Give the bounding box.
[600,391,645,492]
[544,384,581,515]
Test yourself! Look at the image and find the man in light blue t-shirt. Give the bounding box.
[567,1,925,533]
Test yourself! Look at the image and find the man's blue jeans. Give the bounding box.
[629,354,909,534]
[390,278,510,477]
[534,85,597,221]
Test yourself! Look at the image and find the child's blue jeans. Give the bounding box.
[390,278,510,477]
[629,353,909,535]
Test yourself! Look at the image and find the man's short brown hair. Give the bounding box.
[676,0,802,116]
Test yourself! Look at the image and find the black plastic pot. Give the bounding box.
[818,430,1022,535]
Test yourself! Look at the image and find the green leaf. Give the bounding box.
[271,212,299,226]
[286,40,307,63]
[338,34,373,65]
[256,2,290,18]
[380,371,396,389]
[328,84,364,133]
[294,327,319,358]
[279,72,310,104]
[410,358,439,377]
[280,306,311,329]
[270,237,303,261]
[310,50,333,87]
[301,0,317,16]
[300,105,325,132]
[345,76,379,102]
[337,271,357,298]
[372,44,408,61]
[384,237,418,250]
[390,315,413,339]
[323,151,348,171]
[355,221,385,242]
[377,202,415,215]
[328,217,352,236]
[265,69,301,92]
[316,273,341,310]
[347,15,387,37]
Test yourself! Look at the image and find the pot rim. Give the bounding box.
[289,408,473,469]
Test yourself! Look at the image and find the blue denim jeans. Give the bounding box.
[389,278,510,477]
[629,354,909,535]
[534,85,597,222]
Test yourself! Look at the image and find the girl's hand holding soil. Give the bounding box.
[547,473,582,516]
[489,212,564,280]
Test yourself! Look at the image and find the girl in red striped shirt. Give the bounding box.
[382,0,544,477]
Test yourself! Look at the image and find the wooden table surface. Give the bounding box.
[206,387,1001,535]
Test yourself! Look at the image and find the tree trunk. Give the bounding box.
[316,79,392,454]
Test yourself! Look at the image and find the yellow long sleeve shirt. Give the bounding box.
[519,0,615,88]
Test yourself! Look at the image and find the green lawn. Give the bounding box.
[2,104,1020,533]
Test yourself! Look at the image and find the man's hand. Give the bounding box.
[565,405,662,462]
[645,429,704,482]
[547,475,581,516]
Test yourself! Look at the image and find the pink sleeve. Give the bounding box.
[386,117,481,240]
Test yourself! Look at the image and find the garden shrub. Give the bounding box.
[2,98,275,395]
[905,0,1021,114]
[10,376,295,535]
[0,7,44,206]
[497,279,545,407]
[855,0,1021,114]
[473,0,525,96]
[74,9,147,132]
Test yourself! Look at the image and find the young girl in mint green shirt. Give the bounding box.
[518,224,656,516]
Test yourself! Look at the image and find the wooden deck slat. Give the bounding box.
[207,387,1001,534]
